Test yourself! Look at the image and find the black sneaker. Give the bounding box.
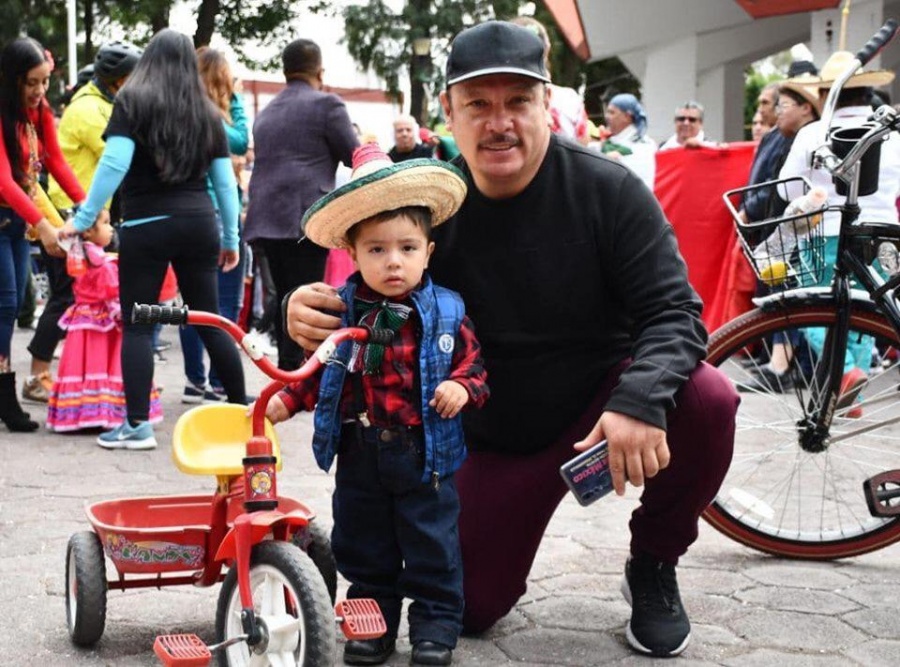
[621,555,691,657]
[738,364,794,393]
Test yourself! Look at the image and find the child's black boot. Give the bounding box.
[411,641,452,666]
[343,636,396,665]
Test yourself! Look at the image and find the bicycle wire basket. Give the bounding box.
[723,176,828,290]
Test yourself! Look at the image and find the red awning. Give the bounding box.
[543,0,591,61]
[542,0,844,62]
[733,0,842,19]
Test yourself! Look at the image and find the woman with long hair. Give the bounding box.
[61,29,246,449]
[0,37,87,432]
[178,46,249,403]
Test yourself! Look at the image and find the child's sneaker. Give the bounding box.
[97,421,157,450]
[22,371,53,403]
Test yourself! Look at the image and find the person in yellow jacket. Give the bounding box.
[22,42,141,403]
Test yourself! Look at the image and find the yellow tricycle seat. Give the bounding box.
[172,404,281,477]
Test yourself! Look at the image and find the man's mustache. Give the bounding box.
[478,134,520,148]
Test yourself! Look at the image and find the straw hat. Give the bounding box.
[816,50,895,89]
[780,73,823,116]
[301,143,467,249]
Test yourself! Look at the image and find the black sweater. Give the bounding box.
[430,134,707,455]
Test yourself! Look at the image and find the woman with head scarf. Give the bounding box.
[602,93,658,189]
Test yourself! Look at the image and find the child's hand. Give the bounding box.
[247,395,291,424]
[429,381,469,419]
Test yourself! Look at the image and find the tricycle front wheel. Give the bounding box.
[66,531,107,646]
[215,541,335,666]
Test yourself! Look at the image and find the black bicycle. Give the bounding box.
[708,19,900,559]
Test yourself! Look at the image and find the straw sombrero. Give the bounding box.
[302,143,467,249]
[779,73,823,116]
[816,50,895,89]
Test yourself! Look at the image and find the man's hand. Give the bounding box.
[285,282,345,352]
[430,380,469,418]
[573,410,670,496]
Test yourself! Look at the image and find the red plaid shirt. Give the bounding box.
[278,286,488,428]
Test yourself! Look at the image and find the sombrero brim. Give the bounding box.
[302,159,468,249]
[818,70,895,89]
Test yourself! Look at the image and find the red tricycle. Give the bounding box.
[65,304,388,666]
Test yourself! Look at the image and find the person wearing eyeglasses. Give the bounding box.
[658,101,710,151]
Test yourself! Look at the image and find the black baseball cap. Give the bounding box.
[446,21,550,87]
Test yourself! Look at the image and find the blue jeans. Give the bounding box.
[0,209,31,360]
[179,241,246,388]
[331,425,463,649]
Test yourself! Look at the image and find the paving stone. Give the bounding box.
[729,609,866,652]
[734,586,860,614]
[843,638,900,666]
[741,563,857,589]
[841,606,900,640]
[838,581,900,608]
[518,594,629,632]
[497,627,629,665]
[721,648,862,666]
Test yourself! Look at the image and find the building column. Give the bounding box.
[697,61,746,142]
[629,35,698,144]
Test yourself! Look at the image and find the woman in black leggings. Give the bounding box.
[61,29,246,450]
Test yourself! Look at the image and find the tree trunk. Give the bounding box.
[194,0,219,48]
[407,0,431,127]
[84,0,94,63]
[150,1,171,34]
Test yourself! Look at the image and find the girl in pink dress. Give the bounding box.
[47,218,162,431]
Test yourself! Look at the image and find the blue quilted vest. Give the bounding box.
[311,272,468,483]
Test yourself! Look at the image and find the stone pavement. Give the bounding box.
[1,326,899,666]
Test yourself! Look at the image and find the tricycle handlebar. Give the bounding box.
[132,303,189,326]
[132,303,392,436]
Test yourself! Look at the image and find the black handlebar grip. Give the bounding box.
[856,19,899,67]
[366,327,395,346]
[131,303,189,325]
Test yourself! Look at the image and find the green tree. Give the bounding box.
[339,0,522,126]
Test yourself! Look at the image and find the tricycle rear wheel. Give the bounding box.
[215,541,335,666]
[66,531,107,646]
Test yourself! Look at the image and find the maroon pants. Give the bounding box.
[456,361,739,634]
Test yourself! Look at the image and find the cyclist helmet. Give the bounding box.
[93,41,142,83]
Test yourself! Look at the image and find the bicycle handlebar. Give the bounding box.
[855,18,898,67]
[813,18,900,195]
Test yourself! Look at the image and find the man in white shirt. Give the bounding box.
[658,101,711,150]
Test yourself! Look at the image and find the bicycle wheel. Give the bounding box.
[215,541,335,666]
[704,303,900,558]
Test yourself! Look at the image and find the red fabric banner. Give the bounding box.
[653,143,757,333]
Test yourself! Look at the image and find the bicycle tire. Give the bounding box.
[704,303,900,558]
[215,541,335,666]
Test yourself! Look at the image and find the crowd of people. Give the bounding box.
[3,11,896,667]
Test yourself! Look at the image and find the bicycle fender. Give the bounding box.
[752,287,877,313]
[214,509,313,562]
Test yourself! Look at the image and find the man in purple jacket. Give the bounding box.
[244,38,358,370]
